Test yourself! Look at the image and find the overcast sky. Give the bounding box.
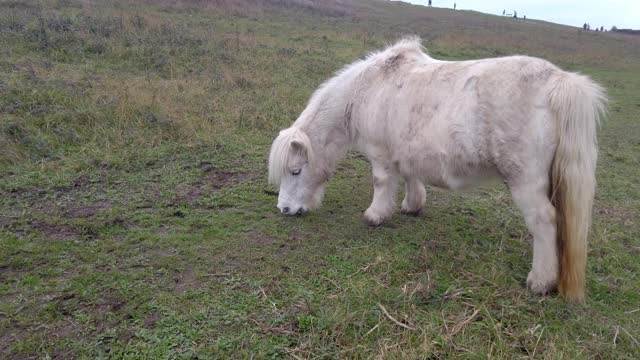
[399,1,640,29]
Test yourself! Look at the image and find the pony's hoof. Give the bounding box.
[526,270,558,296]
[363,209,387,226]
[400,206,422,216]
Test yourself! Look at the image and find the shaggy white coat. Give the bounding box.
[268,37,607,302]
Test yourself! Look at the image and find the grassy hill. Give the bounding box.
[1,0,639,358]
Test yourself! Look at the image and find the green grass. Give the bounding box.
[1,0,639,358]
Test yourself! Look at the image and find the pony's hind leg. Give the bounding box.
[364,160,398,226]
[401,177,426,215]
[509,179,559,295]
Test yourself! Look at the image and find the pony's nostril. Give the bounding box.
[282,207,290,214]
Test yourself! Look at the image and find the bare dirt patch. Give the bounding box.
[30,220,80,241]
[276,231,305,255]
[104,215,132,228]
[4,174,112,227]
[220,256,261,275]
[0,325,29,356]
[56,174,107,192]
[0,293,18,305]
[138,188,162,209]
[172,168,255,205]
[259,320,301,336]
[91,296,130,335]
[94,296,127,315]
[66,200,112,218]
[49,321,79,342]
[205,169,253,190]
[47,292,129,337]
[174,270,203,294]
[143,312,160,328]
[248,232,275,246]
[596,206,637,226]
[0,216,17,228]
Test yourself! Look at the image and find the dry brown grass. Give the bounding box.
[128,0,640,68]
[134,0,359,17]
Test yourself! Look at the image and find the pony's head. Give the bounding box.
[268,127,327,216]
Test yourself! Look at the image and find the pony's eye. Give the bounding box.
[292,169,301,176]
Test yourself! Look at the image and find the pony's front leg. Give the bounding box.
[401,177,426,215]
[364,161,398,226]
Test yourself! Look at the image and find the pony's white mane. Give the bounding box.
[268,127,315,185]
[376,36,426,58]
[323,36,428,94]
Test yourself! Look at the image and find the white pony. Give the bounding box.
[268,37,606,303]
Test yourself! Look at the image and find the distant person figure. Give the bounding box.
[503,9,506,16]
[513,10,517,19]
[428,0,432,6]
[601,26,604,31]
[583,23,587,30]
[523,15,526,22]
[454,2,456,10]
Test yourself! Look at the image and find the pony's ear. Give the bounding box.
[290,140,309,159]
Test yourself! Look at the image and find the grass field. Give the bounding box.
[1,0,639,358]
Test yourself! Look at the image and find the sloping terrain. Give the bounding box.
[1,0,639,358]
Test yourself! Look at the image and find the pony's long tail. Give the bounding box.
[549,73,607,303]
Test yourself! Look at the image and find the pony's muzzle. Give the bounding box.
[277,205,306,216]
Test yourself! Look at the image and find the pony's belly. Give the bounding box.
[419,165,450,189]
[400,151,450,188]
[411,156,498,191]
[420,170,477,190]
[440,167,500,190]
